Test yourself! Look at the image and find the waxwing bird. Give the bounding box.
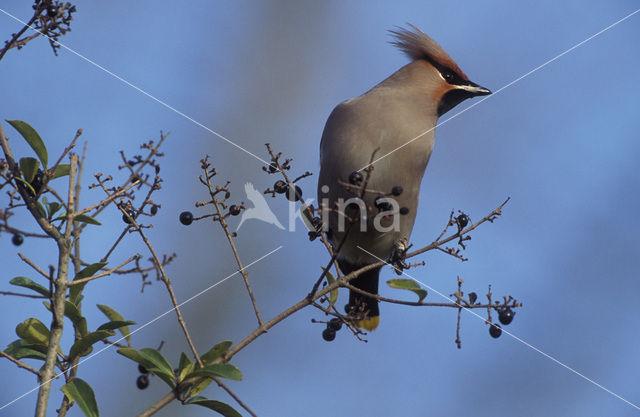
[317,25,490,331]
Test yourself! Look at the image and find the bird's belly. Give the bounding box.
[320,144,428,265]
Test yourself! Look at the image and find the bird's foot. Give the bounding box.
[389,238,409,275]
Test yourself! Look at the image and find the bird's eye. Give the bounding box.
[443,71,454,82]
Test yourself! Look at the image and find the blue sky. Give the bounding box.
[1,1,640,416]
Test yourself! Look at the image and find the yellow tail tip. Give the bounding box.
[357,316,380,331]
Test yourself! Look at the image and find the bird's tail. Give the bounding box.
[341,261,381,331]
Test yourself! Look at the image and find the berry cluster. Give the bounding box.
[489,307,516,339]
[136,364,149,390]
[322,318,343,342]
[272,180,303,202]
[348,171,410,216]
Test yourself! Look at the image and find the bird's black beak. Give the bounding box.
[437,80,492,116]
[461,80,491,97]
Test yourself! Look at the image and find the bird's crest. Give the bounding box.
[389,24,468,80]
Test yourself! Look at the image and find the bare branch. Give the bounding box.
[67,254,141,286]
[0,349,39,375]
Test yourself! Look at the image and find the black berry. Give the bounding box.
[322,327,336,342]
[122,209,136,224]
[344,304,352,314]
[498,308,515,325]
[136,374,149,390]
[399,207,410,215]
[267,163,278,173]
[138,364,148,374]
[11,234,24,246]
[457,214,469,228]
[348,171,363,185]
[391,186,403,196]
[285,185,302,202]
[374,196,392,212]
[150,206,158,215]
[489,323,502,338]
[229,205,241,216]
[328,318,342,331]
[274,180,287,194]
[179,211,193,226]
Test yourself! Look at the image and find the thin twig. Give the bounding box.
[405,198,510,261]
[342,283,518,309]
[75,179,140,215]
[265,144,342,277]
[203,162,264,327]
[67,254,141,286]
[0,290,47,299]
[59,142,89,417]
[96,179,202,366]
[0,7,41,61]
[213,377,258,417]
[0,349,40,375]
[18,252,51,280]
[78,132,169,234]
[34,154,78,417]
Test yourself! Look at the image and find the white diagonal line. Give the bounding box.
[360,7,640,171]
[0,246,282,411]
[356,245,640,411]
[0,7,272,167]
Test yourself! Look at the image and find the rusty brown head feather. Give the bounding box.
[389,24,469,81]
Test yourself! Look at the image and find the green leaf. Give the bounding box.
[36,201,47,216]
[19,157,40,183]
[76,263,107,280]
[117,347,175,388]
[55,213,102,226]
[321,267,338,308]
[16,318,50,346]
[201,341,232,364]
[185,344,231,397]
[14,177,36,195]
[69,262,107,305]
[44,300,88,336]
[45,201,62,218]
[187,377,214,399]
[5,339,47,361]
[68,330,114,361]
[186,396,243,417]
[49,164,70,180]
[96,304,130,343]
[74,214,101,225]
[7,120,48,168]
[9,277,50,297]
[96,320,136,332]
[61,378,99,417]
[188,363,242,381]
[386,278,427,302]
[177,352,194,382]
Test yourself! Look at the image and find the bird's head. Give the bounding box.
[390,24,491,116]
